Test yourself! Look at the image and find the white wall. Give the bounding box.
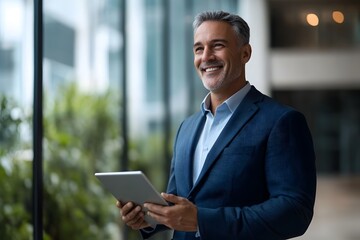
[239,0,360,92]
[271,50,360,89]
[238,0,270,95]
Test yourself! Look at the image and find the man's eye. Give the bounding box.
[194,47,203,53]
[214,44,224,49]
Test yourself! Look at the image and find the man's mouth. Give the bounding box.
[204,67,221,72]
[201,65,223,73]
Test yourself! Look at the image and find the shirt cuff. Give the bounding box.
[195,226,200,238]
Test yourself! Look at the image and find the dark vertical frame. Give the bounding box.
[185,0,195,115]
[120,0,128,172]
[120,0,129,239]
[162,0,171,184]
[33,0,43,240]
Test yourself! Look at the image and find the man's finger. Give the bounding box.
[144,202,166,215]
[161,192,185,204]
[121,202,138,216]
[122,205,142,222]
[130,215,145,230]
[126,208,144,225]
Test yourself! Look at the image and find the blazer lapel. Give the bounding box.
[189,87,263,195]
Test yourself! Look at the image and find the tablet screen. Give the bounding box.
[95,171,168,225]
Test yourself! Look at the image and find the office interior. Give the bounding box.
[0,0,359,239]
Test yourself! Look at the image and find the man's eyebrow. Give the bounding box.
[211,39,228,44]
[193,42,202,48]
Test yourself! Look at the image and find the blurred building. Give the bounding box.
[267,0,360,174]
[1,0,359,175]
[0,0,359,239]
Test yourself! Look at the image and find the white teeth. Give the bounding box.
[205,67,219,72]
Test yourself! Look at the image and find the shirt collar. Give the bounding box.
[201,82,251,114]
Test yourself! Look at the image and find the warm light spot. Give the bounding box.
[306,13,319,27]
[332,11,344,24]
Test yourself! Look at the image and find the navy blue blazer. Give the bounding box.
[142,86,316,240]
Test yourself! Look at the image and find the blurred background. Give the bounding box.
[0,0,359,239]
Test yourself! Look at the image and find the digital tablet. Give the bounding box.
[95,171,168,226]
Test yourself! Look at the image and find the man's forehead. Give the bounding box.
[195,21,231,33]
[194,21,235,43]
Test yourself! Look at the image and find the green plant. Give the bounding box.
[0,86,170,240]
[0,95,32,240]
[0,95,22,155]
[43,83,122,239]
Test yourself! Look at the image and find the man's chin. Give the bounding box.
[202,82,221,92]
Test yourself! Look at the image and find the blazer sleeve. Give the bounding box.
[197,110,316,240]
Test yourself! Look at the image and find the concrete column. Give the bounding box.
[238,0,270,95]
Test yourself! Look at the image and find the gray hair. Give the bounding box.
[193,11,250,45]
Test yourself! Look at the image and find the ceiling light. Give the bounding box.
[332,11,344,24]
[306,13,319,27]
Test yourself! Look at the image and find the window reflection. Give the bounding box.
[0,0,238,239]
[43,1,123,239]
[0,0,33,239]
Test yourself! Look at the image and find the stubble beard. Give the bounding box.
[201,71,226,92]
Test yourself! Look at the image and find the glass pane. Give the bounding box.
[43,0,123,239]
[273,89,360,174]
[125,1,170,238]
[0,0,34,238]
[126,1,237,239]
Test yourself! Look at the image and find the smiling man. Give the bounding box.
[193,20,250,107]
[117,11,316,240]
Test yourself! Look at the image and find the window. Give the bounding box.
[0,0,239,239]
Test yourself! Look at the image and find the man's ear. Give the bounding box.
[241,44,252,64]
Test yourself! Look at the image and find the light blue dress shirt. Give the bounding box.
[193,83,251,184]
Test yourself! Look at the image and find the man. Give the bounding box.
[117,10,316,240]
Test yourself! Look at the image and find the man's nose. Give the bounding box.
[202,47,215,62]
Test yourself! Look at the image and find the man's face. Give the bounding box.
[193,21,250,95]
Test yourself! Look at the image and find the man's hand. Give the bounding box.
[116,201,151,230]
[144,193,198,232]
